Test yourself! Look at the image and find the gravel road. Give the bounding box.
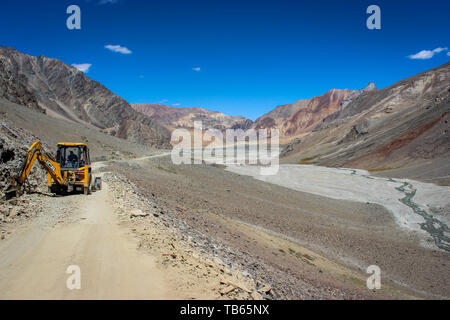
[0,163,265,299]
[0,178,176,299]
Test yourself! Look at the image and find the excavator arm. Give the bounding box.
[4,142,64,199]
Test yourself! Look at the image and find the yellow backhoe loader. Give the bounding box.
[4,142,101,200]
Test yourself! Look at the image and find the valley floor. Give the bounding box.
[104,155,449,299]
[0,153,448,299]
[0,159,263,300]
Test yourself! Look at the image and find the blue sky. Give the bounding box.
[0,0,449,120]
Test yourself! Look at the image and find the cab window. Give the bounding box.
[60,146,80,169]
[79,147,88,166]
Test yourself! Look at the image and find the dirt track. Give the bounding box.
[0,162,265,300]
[0,179,177,299]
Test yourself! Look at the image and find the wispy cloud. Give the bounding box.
[192,67,201,72]
[104,44,132,54]
[408,47,448,60]
[86,0,119,4]
[448,52,450,57]
[72,63,92,73]
[159,99,168,104]
[99,0,119,4]
[173,103,181,106]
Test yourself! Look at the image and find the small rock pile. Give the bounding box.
[0,119,50,200]
[0,193,45,224]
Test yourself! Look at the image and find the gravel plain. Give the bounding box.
[105,155,449,299]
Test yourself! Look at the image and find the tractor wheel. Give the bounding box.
[49,185,61,195]
[83,186,89,195]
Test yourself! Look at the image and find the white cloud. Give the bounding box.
[159,99,168,104]
[72,63,92,73]
[432,47,447,53]
[192,67,201,72]
[408,47,448,60]
[447,52,450,57]
[87,0,119,4]
[99,0,118,4]
[104,44,132,54]
[173,103,181,106]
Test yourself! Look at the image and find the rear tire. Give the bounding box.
[49,185,59,195]
[83,186,89,195]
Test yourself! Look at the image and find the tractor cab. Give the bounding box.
[56,143,91,170]
[54,143,93,194]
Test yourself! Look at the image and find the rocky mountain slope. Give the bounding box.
[0,46,170,148]
[131,103,253,131]
[281,63,450,184]
[0,114,48,200]
[253,84,376,143]
[0,97,162,199]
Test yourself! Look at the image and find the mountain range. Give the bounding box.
[0,46,171,148]
[252,83,377,143]
[0,46,448,184]
[131,103,253,131]
[280,62,450,184]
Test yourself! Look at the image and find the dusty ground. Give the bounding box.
[0,163,265,299]
[1,153,448,300]
[225,164,450,245]
[105,155,449,299]
[372,158,450,186]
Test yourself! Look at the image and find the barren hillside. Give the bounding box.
[0,47,171,148]
[253,84,376,143]
[131,103,253,131]
[0,97,164,199]
[281,63,450,185]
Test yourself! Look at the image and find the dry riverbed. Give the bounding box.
[225,164,450,252]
